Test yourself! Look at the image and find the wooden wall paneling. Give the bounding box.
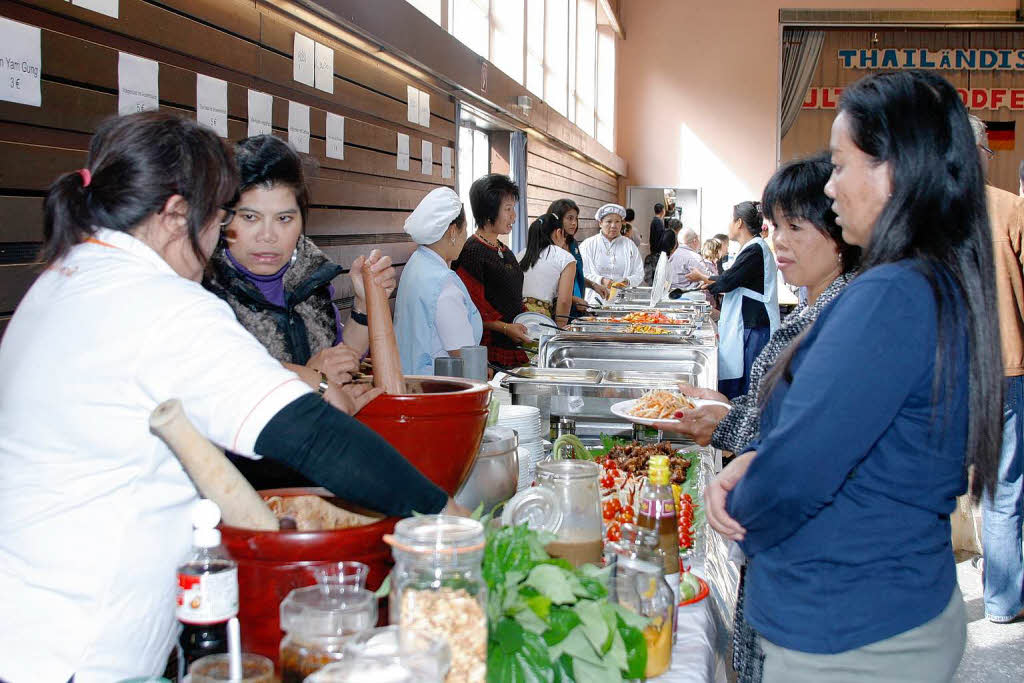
[529,139,618,188]
[305,208,410,237]
[527,151,617,195]
[0,141,87,191]
[0,197,45,243]
[0,263,41,313]
[306,174,433,211]
[256,9,455,122]
[23,0,261,77]
[527,166,617,205]
[147,0,262,41]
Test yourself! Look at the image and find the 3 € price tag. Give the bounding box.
[0,18,41,108]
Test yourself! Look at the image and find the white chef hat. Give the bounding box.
[595,203,626,221]
[404,187,464,245]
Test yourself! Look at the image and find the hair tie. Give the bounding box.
[78,168,92,188]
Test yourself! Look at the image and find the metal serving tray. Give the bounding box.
[499,367,602,384]
[568,320,695,338]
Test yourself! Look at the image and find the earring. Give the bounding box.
[450,235,457,245]
[290,247,298,265]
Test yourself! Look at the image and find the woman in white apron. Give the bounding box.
[689,201,780,398]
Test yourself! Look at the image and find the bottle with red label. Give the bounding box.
[635,455,680,608]
[175,499,239,679]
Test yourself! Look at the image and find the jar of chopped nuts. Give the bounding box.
[385,515,487,683]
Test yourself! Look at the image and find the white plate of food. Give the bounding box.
[610,390,730,425]
[512,311,555,341]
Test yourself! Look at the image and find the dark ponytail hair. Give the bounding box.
[235,135,310,225]
[519,213,563,271]
[765,70,1002,500]
[42,112,238,265]
[733,201,763,237]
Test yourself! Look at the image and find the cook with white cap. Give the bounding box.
[578,203,644,303]
[394,187,483,375]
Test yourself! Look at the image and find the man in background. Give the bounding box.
[670,228,705,292]
[972,114,1024,624]
[649,202,666,255]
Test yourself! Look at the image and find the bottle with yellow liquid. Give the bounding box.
[636,455,681,608]
[608,524,675,678]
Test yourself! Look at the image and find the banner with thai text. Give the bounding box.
[839,48,1024,71]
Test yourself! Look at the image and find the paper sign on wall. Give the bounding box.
[397,133,410,171]
[70,0,119,19]
[293,33,315,87]
[326,112,345,160]
[196,74,228,138]
[247,89,273,137]
[288,100,310,153]
[407,85,419,124]
[418,90,430,127]
[441,146,453,179]
[421,140,432,175]
[0,18,41,108]
[118,52,159,115]
[314,42,334,93]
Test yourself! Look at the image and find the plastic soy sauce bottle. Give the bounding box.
[635,454,680,606]
[175,499,239,680]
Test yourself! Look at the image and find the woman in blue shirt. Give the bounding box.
[707,71,1003,681]
[547,198,608,313]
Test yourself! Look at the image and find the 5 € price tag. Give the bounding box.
[0,18,41,108]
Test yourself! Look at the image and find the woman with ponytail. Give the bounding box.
[688,201,781,399]
[0,112,457,683]
[518,212,577,326]
[705,71,1002,681]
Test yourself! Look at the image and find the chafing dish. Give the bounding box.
[568,319,695,338]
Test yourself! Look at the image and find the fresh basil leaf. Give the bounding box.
[517,631,556,681]
[514,606,550,635]
[525,593,552,619]
[552,653,575,683]
[496,619,525,655]
[570,657,624,683]
[547,629,604,667]
[616,614,648,679]
[543,606,582,646]
[526,565,578,605]
[572,599,609,654]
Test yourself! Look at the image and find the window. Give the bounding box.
[596,25,615,149]
[491,0,524,84]
[405,0,442,26]
[544,0,569,117]
[525,0,545,96]
[451,0,489,59]
[575,0,596,135]
[458,124,492,231]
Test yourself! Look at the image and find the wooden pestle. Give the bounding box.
[363,259,406,394]
[149,399,279,531]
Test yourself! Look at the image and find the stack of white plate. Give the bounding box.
[496,405,546,491]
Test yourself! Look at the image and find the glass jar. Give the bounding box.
[303,626,451,682]
[385,516,487,683]
[502,459,603,567]
[608,524,675,678]
[278,564,377,683]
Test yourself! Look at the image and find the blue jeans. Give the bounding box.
[719,326,771,401]
[982,375,1024,620]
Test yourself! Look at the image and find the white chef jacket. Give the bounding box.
[579,234,644,302]
[518,245,577,304]
[0,228,311,683]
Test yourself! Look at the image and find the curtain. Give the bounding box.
[509,130,529,253]
[780,29,825,139]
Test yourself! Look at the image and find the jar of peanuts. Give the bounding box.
[385,516,487,683]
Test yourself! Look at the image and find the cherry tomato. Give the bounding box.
[606,521,622,542]
[620,508,635,523]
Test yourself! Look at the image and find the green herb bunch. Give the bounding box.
[483,522,649,682]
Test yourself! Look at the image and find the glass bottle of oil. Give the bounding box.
[635,454,680,606]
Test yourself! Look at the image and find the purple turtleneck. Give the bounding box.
[226,248,344,344]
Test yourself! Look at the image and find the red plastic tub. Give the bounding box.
[355,376,492,495]
[220,488,397,665]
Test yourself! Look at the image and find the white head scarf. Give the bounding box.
[595,203,626,222]
[404,187,464,245]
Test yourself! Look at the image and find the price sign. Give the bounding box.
[442,146,453,179]
[407,85,419,124]
[288,100,310,153]
[326,112,345,160]
[418,90,430,127]
[293,33,315,87]
[247,90,273,137]
[0,18,41,108]
[196,74,228,138]
[70,0,119,19]
[314,42,334,94]
[421,140,432,175]
[118,52,158,116]
[397,133,410,171]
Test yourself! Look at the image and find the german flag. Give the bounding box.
[986,120,1015,151]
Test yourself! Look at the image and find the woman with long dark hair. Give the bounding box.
[706,71,1003,681]
[688,203,781,398]
[548,197,609,307]
[518,212,576,326]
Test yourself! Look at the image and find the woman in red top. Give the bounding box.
[454,174,533,367]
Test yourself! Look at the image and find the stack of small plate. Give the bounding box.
[496,405,546,491]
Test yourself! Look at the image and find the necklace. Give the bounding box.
[475,231,505,255]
